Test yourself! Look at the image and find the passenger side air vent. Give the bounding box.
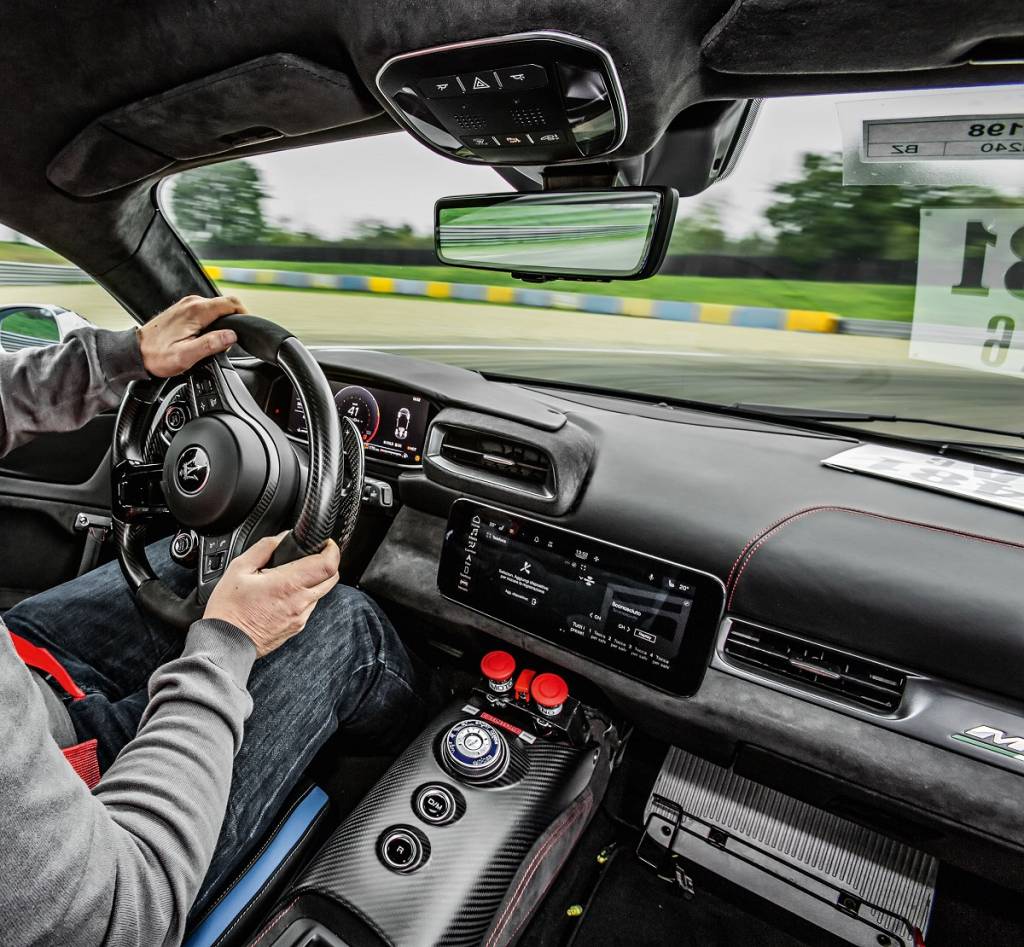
[437,426,554,492]
[723,621,906,714]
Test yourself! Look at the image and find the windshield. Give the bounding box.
[51,87,1024,442]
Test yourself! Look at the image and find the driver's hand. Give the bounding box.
[138,295,247,378]
[203,533,341,657]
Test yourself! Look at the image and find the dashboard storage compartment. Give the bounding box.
[251,690,618,947]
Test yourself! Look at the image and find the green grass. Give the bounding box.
[207,259,915,321]
[0,240,67,264]
[1,309,60,340]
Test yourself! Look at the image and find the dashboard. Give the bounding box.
[267,376,432,466]
[238,349,1024,886]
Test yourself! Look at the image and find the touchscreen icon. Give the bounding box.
[520,561,532,575]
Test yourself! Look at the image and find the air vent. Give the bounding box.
[438,427,553,492]
[723,621,906,713]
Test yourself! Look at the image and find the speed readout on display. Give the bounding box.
[335,386,381,442]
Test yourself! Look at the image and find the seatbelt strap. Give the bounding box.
[8,630,101,788]
[9,631,86,700]
[62,738,101,789]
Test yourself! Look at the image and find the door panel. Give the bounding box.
[0,414,118,607]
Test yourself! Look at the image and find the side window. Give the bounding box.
[0,306,62,352]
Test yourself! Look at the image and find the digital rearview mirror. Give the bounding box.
[434,187,678,281]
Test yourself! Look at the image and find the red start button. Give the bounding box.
[480,650,516,693]
[531,673,568,716]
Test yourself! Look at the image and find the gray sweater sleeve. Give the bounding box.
[0,326,148,454]
[0,621,257,947]
[0,327,260,945]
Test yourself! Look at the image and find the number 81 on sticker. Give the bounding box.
[911,209,1024,377]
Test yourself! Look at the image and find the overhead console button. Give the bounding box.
[462,71,499,93]
[494,64,548,90]
[420,75,464,98]
[533,129,564,143]
[462,134,500,149]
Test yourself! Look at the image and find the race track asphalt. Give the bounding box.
[3,283,1022,435]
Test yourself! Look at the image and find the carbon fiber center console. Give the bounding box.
[253,661,617,947]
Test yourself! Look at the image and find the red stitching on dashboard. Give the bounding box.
[485,792,592,947]
[726,505,1024,612]
[726,507,820,589]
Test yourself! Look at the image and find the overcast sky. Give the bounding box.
[247,95,832,240]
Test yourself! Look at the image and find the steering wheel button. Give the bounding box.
[204,552,225,574]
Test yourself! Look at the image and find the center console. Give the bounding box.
[251,654,618,947]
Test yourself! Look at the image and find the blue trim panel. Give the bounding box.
[184,785,329,947]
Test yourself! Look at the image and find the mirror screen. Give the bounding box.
[436,190,663,277]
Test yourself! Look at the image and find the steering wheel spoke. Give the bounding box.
[111,459,168,523]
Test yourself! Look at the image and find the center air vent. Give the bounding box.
[437,427,553,492]
[723,621,906,714]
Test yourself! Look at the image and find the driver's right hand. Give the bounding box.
[203,533,341,657]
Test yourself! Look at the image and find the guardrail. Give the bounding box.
[205,265,842,334]
[0,329,57,350]
[0,261,90,285]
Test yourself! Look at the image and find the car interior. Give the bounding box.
[2,1,1024,945]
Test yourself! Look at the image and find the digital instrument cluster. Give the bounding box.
[438,500,726,696]
[286,382,430,465]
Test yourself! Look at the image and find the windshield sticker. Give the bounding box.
[863,115,1024,162]
[910,208,1024,377]
[838,87,1024,186]
[823,444,1024,514]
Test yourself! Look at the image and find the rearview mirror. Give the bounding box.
[434,187,678,282]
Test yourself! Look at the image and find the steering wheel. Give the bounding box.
[111,315,364,630]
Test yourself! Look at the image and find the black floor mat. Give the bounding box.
[563,847,823,947]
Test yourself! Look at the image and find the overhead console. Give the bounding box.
[375,31,626,165]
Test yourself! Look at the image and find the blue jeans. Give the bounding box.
[3,542,424,917]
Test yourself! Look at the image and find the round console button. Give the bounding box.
[531,673,569,717]
[480,650,516,694]
[414,784,460,826]
[379,827,426,873]
[442,718,509,782]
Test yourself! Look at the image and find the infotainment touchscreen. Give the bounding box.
[437,500,726,696]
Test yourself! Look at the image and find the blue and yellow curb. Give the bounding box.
[203,265,839,334]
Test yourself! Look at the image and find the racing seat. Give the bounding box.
[183,783,332,947]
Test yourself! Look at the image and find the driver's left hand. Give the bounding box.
[137,294,248,378]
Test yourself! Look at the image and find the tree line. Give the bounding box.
[169,153,1021,264]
